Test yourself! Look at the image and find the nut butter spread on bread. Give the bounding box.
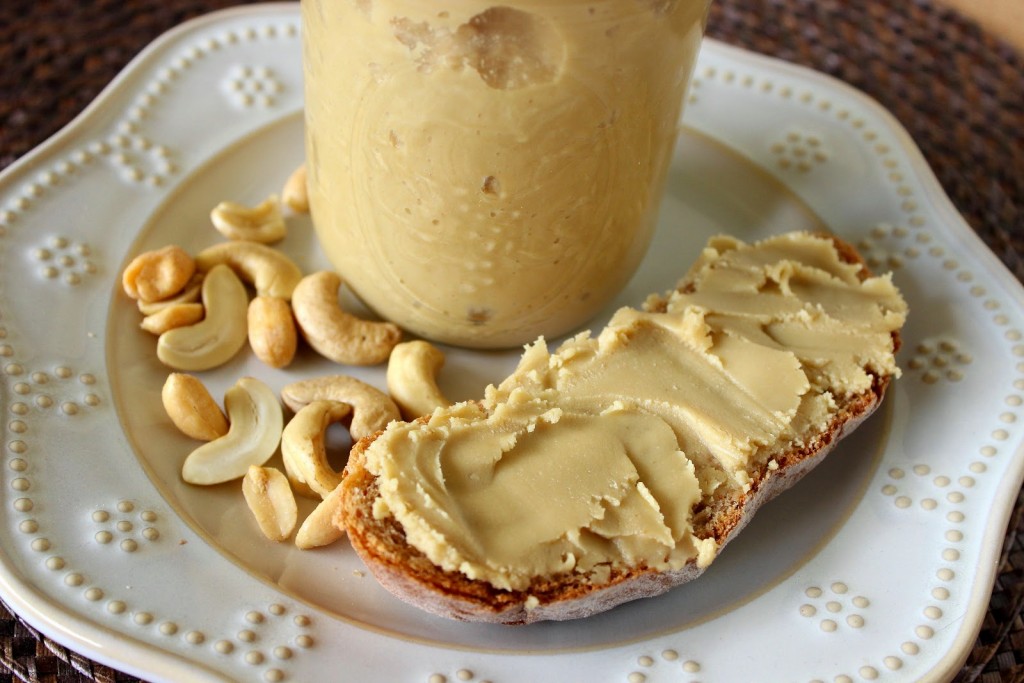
[338,232,908,624]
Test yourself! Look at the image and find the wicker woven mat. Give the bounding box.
[1,0,1022,681]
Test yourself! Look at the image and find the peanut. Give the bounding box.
[248,296,297,368]
[282,164,309,213]
[161,373,229,442]
[242,466,298,542]
[122,245,196,303]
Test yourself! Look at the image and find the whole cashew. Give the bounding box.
[295,485,345,549]
[211,196,287,244]
[281,400,351,499]
[140,302,204,335]
[157,264,249,371]
[386,340,452,420]
[161,372,229,441]
[195,241,303,300]
[280,375,401,441]
[291,271,402,366]
[182,376,283,485]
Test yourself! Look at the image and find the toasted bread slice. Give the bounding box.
[338,233,906,624]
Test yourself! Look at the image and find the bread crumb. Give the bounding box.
[372,498,391,520]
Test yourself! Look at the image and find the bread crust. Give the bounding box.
[337,235,901,624]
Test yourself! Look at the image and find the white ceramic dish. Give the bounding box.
[2,5,1022,682]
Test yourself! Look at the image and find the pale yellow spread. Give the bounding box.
[364,233,908,591]
[302,0,710,347]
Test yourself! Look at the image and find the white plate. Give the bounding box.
[2,4,1022,682]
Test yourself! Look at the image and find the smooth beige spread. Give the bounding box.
[364,233,908,591]
[303,0,710,347]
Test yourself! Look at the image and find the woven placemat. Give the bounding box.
[1,0,1022,681]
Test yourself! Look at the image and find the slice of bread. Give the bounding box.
[337,232,906,624]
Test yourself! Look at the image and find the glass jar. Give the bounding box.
[303,0,711,348]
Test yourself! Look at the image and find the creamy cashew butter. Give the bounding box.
[303,0,711,347]
[363,233,908,591]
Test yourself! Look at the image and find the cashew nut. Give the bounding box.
[242,465,297,542]
[295,485,345,549]
[157,264,249,371]
[291,271,402,366]
[140,302,204,335]
[248,295,297,369]
[387,340,452,420]
[282,164,309,214]
[182,376,283,485]
[281,375,401,441]
[137,273,203,315]
[195,241,303,300]
[211,196,287,244]
[281,400,351,499]
[122,245,196,303]
[162,373,229,441]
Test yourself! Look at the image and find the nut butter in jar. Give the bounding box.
[303,0,711,348]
